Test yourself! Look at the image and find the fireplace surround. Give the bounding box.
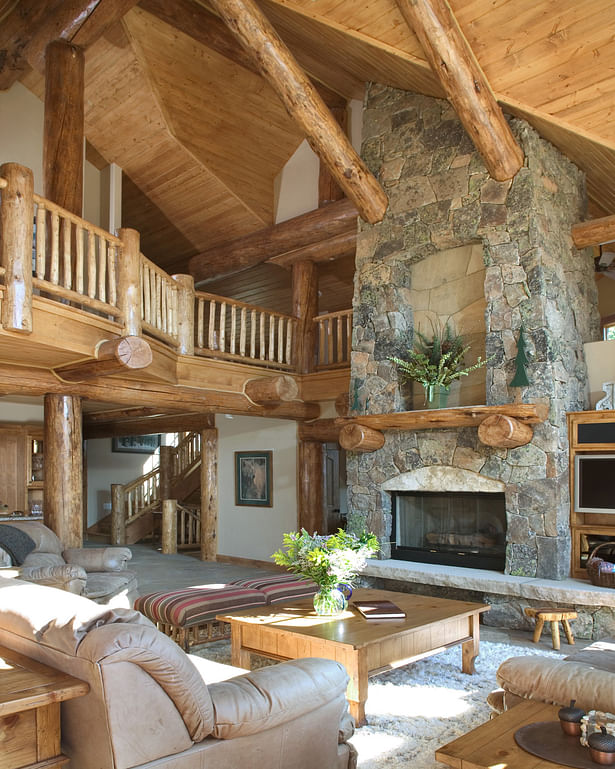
[347,87,600,582]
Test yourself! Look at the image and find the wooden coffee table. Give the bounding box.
[217,587,489,725]
[436,700,566,768]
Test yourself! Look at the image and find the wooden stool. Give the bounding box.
[524,607,577,650]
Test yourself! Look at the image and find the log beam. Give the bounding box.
[266,231,356,269]
[44,394,83,548]
[208,0,388,224]
[298,419,342,443]
[572,214,615,248]
[83,412,218,440]
[54,336,153,382]
[0,365,320,420]
[395,0,523,181]
[190,198,357,283]
[44,40,84,215]
[339,423,385,452]
[244,375,298,404]
[0,0,140,90]
[477,414,533,448]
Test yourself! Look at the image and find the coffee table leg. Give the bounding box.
[344,649,368,727]
[230,626,252,669]
[461,613,480,674]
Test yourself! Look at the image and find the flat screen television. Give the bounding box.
[575,454,615,514]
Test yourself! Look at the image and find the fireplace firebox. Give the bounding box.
[392,491,507,571]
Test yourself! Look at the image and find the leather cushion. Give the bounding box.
[134,586,266,627]
[228,574,318,604]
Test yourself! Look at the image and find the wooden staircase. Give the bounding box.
[95,432,204,549]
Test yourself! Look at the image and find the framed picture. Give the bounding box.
[235,451,273,507]
[111,434,161,454]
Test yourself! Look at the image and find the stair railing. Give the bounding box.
[110,467,160,545]
[173,431,201,482]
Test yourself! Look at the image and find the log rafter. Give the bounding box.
[207,0,388,224]
[395,0,523,182]
[572,214,615,249]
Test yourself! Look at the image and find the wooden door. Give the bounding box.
[0,428,26,512]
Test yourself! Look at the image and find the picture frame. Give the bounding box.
[111,434,161,454]
[235,450,273,507]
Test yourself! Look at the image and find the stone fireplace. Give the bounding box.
[347,87,600,582]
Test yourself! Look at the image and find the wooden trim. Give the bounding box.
[215,554,286,570]
[572,214,615,248]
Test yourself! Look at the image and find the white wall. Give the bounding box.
[0,83,44,193]
[217,415,297,562]
[86,438,160,527]
[0,398,44,423]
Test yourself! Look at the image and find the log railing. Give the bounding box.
[314,309,353,369]
[194,291,296,369]
[140,254,179,347]
[176,503,201,550]
[32,195,122,318]
[110,467,161,544]
[173,431,201,481]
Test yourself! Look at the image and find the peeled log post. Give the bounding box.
[298,440,324,533]
[244,375,298,404]
[395,0,523,181]
[477,414,533,448]
[0,163,34,334]
[208,0,388,224]
[110,484,126,546]
[292,260,318,374]
[298,419,342,443]
[54,336,153,382]
[173,273,195,355]
[117,228,142,337]
[339,423,385,452]
[161,499,178,555]
[200,427,219,561]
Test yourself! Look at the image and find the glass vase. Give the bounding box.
[424,384,450,409]
[313,585,348,616]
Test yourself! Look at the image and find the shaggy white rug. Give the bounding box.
[195,638,561,769]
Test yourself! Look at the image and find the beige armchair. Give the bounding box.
[0,520,137,605]
[0,577,356,769]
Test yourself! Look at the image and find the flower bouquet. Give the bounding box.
[272,528,379,615]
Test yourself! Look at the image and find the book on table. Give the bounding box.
[352,600,406,620]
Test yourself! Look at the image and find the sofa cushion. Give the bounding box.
[0,524,36,564]
[564,638,615,672]
[64,547,132,572]
[228,574,318,604]
[134,586,266,628]
[2,520,63,555]
[84,571,138,601]
[77,622,215,742]
[0,577,152,655]
[208,657,348,739]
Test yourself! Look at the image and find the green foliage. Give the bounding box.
[510,325,531,388]
[390,318,491,388]
[271,529,380,589]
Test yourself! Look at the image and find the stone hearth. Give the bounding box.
[347,87,600,586]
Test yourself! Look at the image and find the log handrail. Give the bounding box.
[173,431,201,481]
[122,467,161,523]
[32,193,121,316]
[195,290,296,369]
[314,309,352,369]
[140,254,180,347]
[176,503,201,550]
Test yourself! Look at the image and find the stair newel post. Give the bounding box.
[117,227,142,337]
[0,163,34,334]
[172,273,195,355]
[200,423,218,561]
[161,499,178,554]
[111,483,126,545]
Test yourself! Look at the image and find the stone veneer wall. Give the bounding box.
[348,87,600,580]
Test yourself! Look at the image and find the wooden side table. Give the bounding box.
[0,645,89,769]
[524,607,577,650]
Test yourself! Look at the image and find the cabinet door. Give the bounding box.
[0,430,26,512]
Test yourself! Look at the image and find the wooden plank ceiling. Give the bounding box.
[13,0,615,310]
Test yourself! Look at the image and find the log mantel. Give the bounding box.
[335,403,549,432]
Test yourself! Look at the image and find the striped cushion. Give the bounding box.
[134,586,266,627]
[228,574,318,604]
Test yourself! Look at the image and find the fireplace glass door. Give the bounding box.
[392,491,506,570]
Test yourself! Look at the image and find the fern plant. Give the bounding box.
[390,319,491,388]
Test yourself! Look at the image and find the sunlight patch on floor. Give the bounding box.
[366,683,474,718]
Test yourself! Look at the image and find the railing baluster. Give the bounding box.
[208,300,216,348]
[50,211,60,284]
[240,306,247,356]
[336,316,343,364]
[143,264,151,323]
[98,234,107,301]
[250,309,256,358]
[286,319,293,365]
[259,312,265,359]
[75,225,84,294]
[230,303,236,354]
[219,301,226,352]
[87,230,96,298]
[197,297,204,348]
[268,313,275,361]
[35,204,46,279]
[62,217,71,288]
[319,319,326,367]
[108,243,117,305]
[277,316,284,363]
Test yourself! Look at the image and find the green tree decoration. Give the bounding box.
[510,325,531,387]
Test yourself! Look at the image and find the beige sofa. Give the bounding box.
[0,520,137,605]
[488,638,615,714]
[0,577,356,769]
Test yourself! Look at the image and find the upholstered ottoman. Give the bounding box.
[134,586,267,651]
[227,573,318,603]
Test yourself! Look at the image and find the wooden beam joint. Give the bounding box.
[53,336,153,383]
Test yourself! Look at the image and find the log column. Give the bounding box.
[173,274,195,355]
[200,425,218,561]
[117,228,142,337]
[44,40,84,214]
[43,394,83,548]
[298,440,324,533]
[292,260,318,374]
[0,163,34,333]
